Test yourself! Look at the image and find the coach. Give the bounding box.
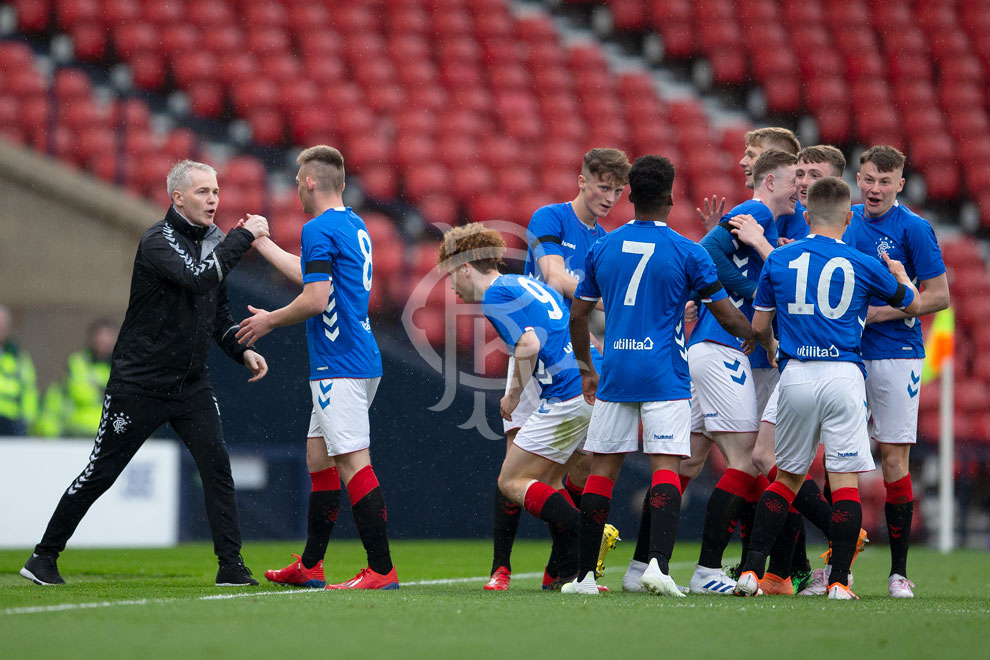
[20,160,269,587]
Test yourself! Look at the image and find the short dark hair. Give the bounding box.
[437,223,506,273]
[745,127,800,154]
[297,145,345,193]
[752,150,798,188]
[627,155,675,213]
[860,145,906,174]
[582,148,631,186]
[797,145,846,176]
[805,177,851,226]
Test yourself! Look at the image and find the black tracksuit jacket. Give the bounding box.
[106,206,255,399]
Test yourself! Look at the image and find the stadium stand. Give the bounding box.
[0,0,988,420]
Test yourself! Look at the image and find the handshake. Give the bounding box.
[237,214,270,240]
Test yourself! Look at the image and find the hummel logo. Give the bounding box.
[318,380,332,409]
[562,241,577,249]
[723,359,747,385]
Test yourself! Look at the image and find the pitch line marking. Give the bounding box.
[2,561,697,616]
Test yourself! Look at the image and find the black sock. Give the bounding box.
[492,485,521,573]
[698,487,745,569]
[564,475,583,510]
[578,486,611,581]
[632,489,651,564]
[737,501,757,567]
[829,494,863,587]
[790,520,812,576]
[647,475,681,574]
[792,478,833,538]
[767,511,802,579]
[886,500,913,577]
[545,540,559,579]
[350,482,392,575]
[741,487,793,579]
[301,489,340,568]
[524,484,580,579]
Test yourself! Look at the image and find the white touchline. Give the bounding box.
[3,562,700,617]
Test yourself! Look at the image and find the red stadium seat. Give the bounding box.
[71,22,108,61]
[417,194,459,227]
[404,164,450,203]
[13,0,52,33]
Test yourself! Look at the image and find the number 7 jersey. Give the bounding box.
[576,220,726,402]
[301,207,383,380]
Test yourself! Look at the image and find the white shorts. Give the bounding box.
[503,356,542,433]
[864,358,923,445]
[586,399,691,456]
[307,377,380,457]
[775,361,875,475]
[513,395,593,464]
[761,383,779,425]
[753,367,779,417]
[688,342,759,434]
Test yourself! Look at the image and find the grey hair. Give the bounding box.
[166,160,217,197]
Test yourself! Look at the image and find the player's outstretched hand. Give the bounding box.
[243,349,268,382]
[500,392,520,421]
[696,195,726,233]
[241,214,270,239]
[727,214,764,246]
[236,305,274,346]
[684,300,699,323]
[777,237,795,246]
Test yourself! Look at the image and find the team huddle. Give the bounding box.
[439,130,946,601]
[20,133,946,600]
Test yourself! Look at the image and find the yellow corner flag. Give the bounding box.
[921,308,955,384]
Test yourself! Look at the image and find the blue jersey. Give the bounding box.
[524,202,608,310]
[842,202,945,359]
[301,207,383,380]
[776,200,809,241]
[689,198,778,368]
[482,274,582,402]
[576,220,726,402]
[754,235,915,373]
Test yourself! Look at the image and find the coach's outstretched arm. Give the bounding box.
[144,214,267,294]
[706,296,757,356]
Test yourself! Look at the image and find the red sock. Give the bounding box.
[311,467,341,492]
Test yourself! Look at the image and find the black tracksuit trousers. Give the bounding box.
[35,387,243,564]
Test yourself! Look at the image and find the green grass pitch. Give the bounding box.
[1,540,987,660]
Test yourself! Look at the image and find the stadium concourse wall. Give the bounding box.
[0,140,711,543]
[0,138,150,387]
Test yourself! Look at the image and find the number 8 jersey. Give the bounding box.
[301,207,383,380]
[576,220,726,402]
[753,234,915,373]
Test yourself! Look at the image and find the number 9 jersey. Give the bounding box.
[482,274,582,403]
[301,207,383,380]
[576,220,726,402]
[753,234,915,373]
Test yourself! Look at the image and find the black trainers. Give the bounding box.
[21,553,65,585]
[216,560,259,586]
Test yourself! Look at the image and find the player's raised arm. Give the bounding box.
[247,222,305,287]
